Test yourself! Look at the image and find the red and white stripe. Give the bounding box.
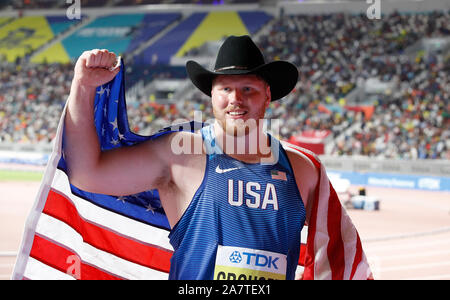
[282,141,373,280]
[19,169,173,280]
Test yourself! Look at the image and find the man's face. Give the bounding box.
[211,74,271,137]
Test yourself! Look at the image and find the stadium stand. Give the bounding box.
[0,60,72,144]
[133,10,271,65]
[0,16,67,63]
[32,12,181,64]
[80,0,110,7]
[0,2,448,160]
[2,0,60,10]
[135,12,208,65]
[255,11,449,158]
[0,0,260,9]
[0,17,12,25]
[329,52,449,159]
[0,15,81,64]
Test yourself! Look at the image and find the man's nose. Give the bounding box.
[229,89,244,105]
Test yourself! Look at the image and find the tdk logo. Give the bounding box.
[229,251,242,263]
[229,251,279,270]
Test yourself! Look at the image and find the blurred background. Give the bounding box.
[0,0,449,280]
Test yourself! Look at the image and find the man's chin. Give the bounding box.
[223,119,260,137]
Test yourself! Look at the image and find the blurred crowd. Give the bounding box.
[0,11,448,159]
[331,53,449,159]
[257,11,449,159]
[0,58,72,144]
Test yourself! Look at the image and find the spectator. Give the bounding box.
[0,11,448,160]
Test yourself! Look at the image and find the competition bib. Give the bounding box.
[214,245,287,280]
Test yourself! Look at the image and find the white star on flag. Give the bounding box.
[116,196,126,203]
[97,86,110,97]
[110,117,118,131]
[145,203,155,214]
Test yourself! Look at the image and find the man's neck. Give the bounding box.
[213,122,274,164]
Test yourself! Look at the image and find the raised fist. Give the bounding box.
[73,49,120,88]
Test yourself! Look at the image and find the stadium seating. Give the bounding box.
[32,12,181,63]
[0,7,448,160]
[80,0,110,7]
[0,17,13,27]
[1,0,261,10]
[0,16,77,63]
[135,10,271,65]
[135,12,207,65]
[126,13,181,54]
[238,11,272,35]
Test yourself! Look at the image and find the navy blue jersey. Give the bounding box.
[168,125,306,280]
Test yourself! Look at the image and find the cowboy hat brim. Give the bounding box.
[186,60,298,101]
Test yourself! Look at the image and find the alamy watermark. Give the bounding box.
[66,0,81,20]
[66,254,81,279]
[366,0,381,20]
[168,111,281,165]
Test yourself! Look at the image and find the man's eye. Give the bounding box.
[243,87,252,92]
[223,87,230,92]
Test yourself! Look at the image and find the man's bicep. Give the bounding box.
[283,146,319,225]
[87,135,173,196]
[300,161,319,226]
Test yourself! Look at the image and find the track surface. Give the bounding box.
[1,182,449,280]
[348,186,450,280]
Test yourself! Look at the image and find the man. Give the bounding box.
[64,35,371,280]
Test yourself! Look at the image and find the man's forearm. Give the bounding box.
[62,49,121,190]
[64,81,101,185]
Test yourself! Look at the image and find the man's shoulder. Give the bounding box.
[281,140,321,169]
[281,141,321,185]
[280,141,320,212]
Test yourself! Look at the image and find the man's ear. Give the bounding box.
[265,85,272,107]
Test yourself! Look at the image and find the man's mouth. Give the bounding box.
[227,110,248,118]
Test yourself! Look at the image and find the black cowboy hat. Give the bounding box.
[186,35,298,101]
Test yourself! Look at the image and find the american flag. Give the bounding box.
[271,170,287,181]
[12,59,372,280]
[282,143,373,280]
